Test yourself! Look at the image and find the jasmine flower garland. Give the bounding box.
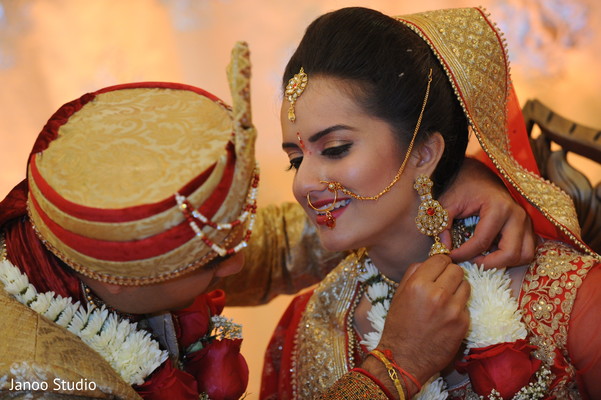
[357,256,549,400]
[358,258,392,351]
[0,259,168,386]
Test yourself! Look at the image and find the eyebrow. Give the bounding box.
[282,124,353,150]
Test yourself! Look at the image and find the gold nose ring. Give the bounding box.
[306,189,338,229]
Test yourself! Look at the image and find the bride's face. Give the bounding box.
[281,76,419,252]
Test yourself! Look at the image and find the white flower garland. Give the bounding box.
[357,258,448,399]
[357,257,549,400]
[358,258,392,351]
[0,259,168,386]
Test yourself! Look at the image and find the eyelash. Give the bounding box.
[322,143,352,158]
[286,143,353,171]
[287,157,302,171]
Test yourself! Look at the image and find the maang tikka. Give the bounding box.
[414,174,450,256]
[285,67,308,122]
[286,67,338,229]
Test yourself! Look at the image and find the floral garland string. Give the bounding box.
[0,258,168,386]
[357,257,552,400]
[357,258,447,399]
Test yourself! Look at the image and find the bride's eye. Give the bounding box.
[286,156,303,171]
[321,143,352,158]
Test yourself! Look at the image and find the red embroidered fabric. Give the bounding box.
[518,245,601,399]
[261,291,313,399]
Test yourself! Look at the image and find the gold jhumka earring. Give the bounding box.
[414,174,450,256]
[285,67,308,122]
[321,69,433,203]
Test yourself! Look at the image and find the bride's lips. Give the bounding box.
[309,198,351,226]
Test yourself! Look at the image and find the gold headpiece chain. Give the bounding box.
[285,67,308,122]
[324,68,433,201]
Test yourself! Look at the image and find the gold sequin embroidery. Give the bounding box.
[520,241,597,398]
[292,253,363,399]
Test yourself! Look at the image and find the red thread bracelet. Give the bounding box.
[380,349,422,394]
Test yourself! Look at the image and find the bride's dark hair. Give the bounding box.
[283,7,469,196]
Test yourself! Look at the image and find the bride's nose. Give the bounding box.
[293,159,330,203]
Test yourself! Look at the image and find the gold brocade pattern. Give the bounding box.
[222,41,258,253]
[0,285,140,399]
[521,241,593,350]
[317,371,390,399]
[28,205,243,284]
[292,253,362,399]
[396,8,592,257]
[36,89,231,209]
[28,157,228,242]
[27,87,235,283]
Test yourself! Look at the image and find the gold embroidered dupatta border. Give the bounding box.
[395,8,597,259]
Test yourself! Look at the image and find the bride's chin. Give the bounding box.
[318,233,358,254]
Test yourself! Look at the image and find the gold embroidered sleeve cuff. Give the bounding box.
[318,370,392,399]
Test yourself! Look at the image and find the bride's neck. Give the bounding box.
[366,233,434,282]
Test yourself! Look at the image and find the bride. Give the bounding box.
[262,6,601,400]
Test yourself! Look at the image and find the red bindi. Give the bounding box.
[297,132,307,151]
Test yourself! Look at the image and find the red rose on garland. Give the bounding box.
[178,290,248,400]
[185,337,249,400]
[456,264,552,399]
[457,339,542,399]
[135,359,199,400]
[175,290,226,349]
[136,289,248,400]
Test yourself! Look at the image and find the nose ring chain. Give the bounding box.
[320,69,433,202]
[307,188,338,229]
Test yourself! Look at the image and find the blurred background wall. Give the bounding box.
[0,1,599,398]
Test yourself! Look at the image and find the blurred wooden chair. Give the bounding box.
[522,99,601,253]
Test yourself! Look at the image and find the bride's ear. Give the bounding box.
[413,132,445,176]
